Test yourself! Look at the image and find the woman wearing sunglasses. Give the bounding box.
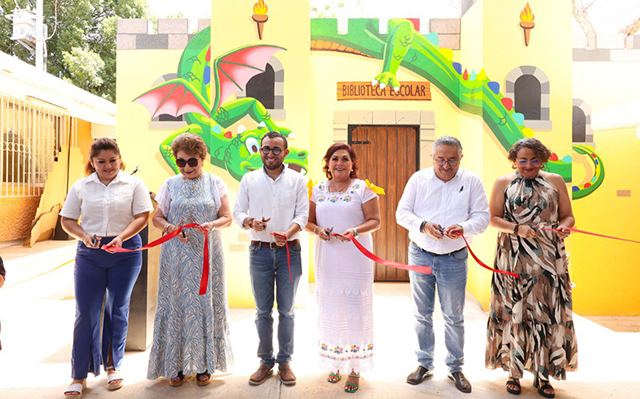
[485,138,577,398]
[147,133,233,387]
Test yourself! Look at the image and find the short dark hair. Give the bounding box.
[86,138,125,175]
[171,133,207,160]
[507,138,551,163]
[260,131,288,149]
[322,143,359,179]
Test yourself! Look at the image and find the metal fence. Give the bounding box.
[0,94,77,197]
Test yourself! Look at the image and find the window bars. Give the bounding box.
[0,94,77,197]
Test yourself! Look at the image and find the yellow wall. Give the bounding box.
[571,126,640,315]
[457,0,577,310]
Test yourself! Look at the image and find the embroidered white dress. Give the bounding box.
[312,179,377,373]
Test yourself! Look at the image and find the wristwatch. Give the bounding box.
[246,217,255,228]
[352,227,359,237]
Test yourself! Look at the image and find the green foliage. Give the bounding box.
[0,0,150,101]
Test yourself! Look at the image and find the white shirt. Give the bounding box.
[233,166,309,242]
[60,171,154,236]
[396,167,490,254]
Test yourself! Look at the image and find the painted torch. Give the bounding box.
[252,0,269,40]
[519,3,535,46]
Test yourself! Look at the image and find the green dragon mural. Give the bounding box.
[134,27,309,181]
[311,18,603,199]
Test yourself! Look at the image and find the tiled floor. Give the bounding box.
[0,241,638,398]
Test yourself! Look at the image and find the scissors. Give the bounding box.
[91,234,98,247]
[326,226,334,239]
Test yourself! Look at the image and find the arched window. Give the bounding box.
[572,106,586,143]
[246,63,275,109]
[514,75,541,120]
[573,99,593,144]
[237,56,286,119]
[506,66,551,129]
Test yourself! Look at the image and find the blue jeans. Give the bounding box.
[73,235,142,379]
[408,241,468,373]
[249,242,302,368]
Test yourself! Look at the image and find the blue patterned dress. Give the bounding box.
[147,173,233,379]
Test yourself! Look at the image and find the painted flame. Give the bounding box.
[520,3,534,22]
[253,0,268,15]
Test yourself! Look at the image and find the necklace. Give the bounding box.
[330,178,351,193]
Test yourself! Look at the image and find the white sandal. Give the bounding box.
[63,380,86,397]
[107,372,123,391]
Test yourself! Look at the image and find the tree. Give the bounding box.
[572,0,597,49]
[0,0,150,102]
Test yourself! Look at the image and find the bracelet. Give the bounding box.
[314,226,319,235]
[352,227,359,238]
[163,222,171,233]
[246,217,255,228]
[513,224,520,235]
[117,234,123,241]
[420,220,428,234]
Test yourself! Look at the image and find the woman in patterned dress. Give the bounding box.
[306,143,381,393]
[148,133,233,387]
[485,138,577,398]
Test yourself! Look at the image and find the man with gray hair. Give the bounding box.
[396,135,490,393]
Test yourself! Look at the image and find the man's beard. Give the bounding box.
[264,159,283,170]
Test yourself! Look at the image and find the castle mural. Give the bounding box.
[133,27,309,181]
[311,17,603,199]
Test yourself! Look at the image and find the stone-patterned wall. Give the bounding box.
[116,18,211,51]
[573,34,640,62]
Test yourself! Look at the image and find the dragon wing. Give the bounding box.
[213,45,285,112]
[133,79,210,119]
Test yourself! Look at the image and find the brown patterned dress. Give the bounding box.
[485,173,578,380]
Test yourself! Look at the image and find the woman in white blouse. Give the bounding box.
[147,133,233,387]
[60,138,153,397]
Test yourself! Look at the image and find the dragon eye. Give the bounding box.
[245,137,259,155]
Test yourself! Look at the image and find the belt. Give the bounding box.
[412,242,466,257]
[251,239,299,248]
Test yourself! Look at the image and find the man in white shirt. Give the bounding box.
[233,131,309,387]
[396,136,490,393]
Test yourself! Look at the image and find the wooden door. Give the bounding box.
[349,125,418,282]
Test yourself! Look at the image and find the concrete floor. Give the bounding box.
[0,241,639,399]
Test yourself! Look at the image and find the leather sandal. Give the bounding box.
[534,376,555,398]
[344,373,360,393]
[106,371,123,391]
[506,377,521,395]
[196,370,211,386]
[327,371,341,383]
[168,371,184,387]
[63,380,86,397]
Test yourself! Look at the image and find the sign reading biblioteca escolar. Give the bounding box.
[337,81,431,101]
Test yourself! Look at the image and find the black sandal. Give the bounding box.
[169,371,184,387]
[506,377,521,395]
[196,370,211,386]
[533,376,555,398]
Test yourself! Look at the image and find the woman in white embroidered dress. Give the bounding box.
[306,143,381,393]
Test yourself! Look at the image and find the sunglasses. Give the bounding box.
[175,157,199,167]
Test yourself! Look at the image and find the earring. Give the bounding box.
[511,164,517,170]
[541,164,546,170]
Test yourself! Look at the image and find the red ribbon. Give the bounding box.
[270,232,293,283]
[540,227,640,244]
[331,233,432,275]
[457,234,520,278]
[101,223,210,295]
